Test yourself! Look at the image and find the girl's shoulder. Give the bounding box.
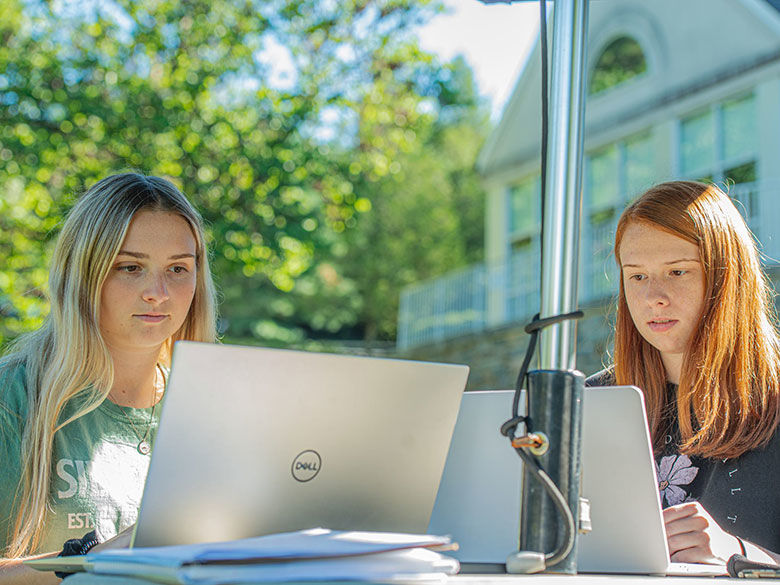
[585,367,615,387]
[0,355,31,420]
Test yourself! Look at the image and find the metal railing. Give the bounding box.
[397,181,767,350]
[397,264,487,348]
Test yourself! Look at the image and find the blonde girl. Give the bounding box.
[0,173,217,581]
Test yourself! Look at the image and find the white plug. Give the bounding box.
[506,551,546,574]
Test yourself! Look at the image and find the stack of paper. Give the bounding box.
[68,528,459,584]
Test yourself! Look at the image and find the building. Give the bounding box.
[398,0,780,388]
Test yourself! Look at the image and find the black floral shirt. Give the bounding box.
[586,369,780,555]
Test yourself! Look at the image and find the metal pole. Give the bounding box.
[539,0,588,370]
[517,0,589,574]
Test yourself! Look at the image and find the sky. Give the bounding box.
[249,0,541,123]
[414,0,541,119]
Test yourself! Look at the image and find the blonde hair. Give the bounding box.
[613,181,780,459]
[2,173,217,557]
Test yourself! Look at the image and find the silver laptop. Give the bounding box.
[428,387,726,576]
[28,342,468,574]
[133,341,469,546]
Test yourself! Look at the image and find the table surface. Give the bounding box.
[63,572,744,584]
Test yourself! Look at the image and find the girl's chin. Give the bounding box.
[104,333,172,351]
[643,338,687,358]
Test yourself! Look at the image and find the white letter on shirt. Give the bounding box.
[56,459,78,499]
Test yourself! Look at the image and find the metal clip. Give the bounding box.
[511,431,549,456]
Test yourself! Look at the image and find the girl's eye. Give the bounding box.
[671,270,686,276]
[118,265,140,273]
[628,274,645,281]
[170,266,188,274]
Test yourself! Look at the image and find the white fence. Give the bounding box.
[397,182,771,350]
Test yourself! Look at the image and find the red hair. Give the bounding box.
[613,181,780,458]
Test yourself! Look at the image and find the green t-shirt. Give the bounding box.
[0,359,161,553]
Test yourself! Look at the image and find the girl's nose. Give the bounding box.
[142,273,170,304]
[644,279,670,307]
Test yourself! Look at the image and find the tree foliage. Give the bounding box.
[0,0,487,347]
[589,36,647,95]
[336,55,488,342]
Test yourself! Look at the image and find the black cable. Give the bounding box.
[539,0,548,246]
[510,315,539,422]
[509,310,583,425]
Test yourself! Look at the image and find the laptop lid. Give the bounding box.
[428,386,672,574]
[577,385,669,574]
[582,387,723,576]
[427,390,524,564]
[131,341,469,548]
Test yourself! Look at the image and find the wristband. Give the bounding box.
[54,530,99,579]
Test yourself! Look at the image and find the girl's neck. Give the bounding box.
[661,351,683,385]
[107,346,164,408]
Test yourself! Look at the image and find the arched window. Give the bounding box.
[589,36,647,95]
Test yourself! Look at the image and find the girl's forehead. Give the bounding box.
[120,210,197,253]
[619,222,700,266]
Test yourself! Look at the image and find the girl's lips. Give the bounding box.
[135,314,168,323]
[647,319,677,332]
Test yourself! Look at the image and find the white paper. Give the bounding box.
[84,529,458,584]
[91,548,458,584]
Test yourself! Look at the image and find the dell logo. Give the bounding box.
[292,450,322,482]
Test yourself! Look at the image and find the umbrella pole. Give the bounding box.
[518,0,589,574]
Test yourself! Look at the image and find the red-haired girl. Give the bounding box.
[589,181,780,564]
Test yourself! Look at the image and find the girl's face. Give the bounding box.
[619,221,706,382]
[99,210,197,355]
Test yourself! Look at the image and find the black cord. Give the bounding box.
[506,0,548,438]
[507,310,584,426]
[539,0,548,246]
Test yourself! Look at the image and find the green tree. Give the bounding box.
[241,55,489,345]
[0,0,486,348]
[338,55,488,342]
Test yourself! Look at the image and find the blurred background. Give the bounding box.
[3,0,780,389]
[0,0,499,347]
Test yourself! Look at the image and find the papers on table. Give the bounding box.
[81,528,459,584]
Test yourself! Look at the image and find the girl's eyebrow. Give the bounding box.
[621,258,699,268]
[117,250,195,260]
[664,258,699,265]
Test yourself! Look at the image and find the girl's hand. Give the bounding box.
[663,502,740,564]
